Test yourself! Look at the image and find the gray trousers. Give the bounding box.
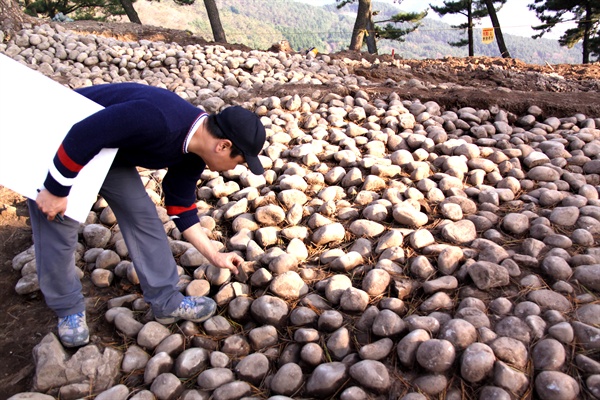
[28,165,184,318]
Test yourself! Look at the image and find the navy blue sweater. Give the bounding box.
[44,82,206,232]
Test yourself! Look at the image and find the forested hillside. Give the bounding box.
[133,0,582,64]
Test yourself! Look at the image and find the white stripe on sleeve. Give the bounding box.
[49,164,75,187]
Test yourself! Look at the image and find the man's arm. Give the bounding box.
[182,223,243,274]
[44,101,165,198]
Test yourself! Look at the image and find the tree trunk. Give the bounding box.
[119,0,142,24]
[581,1,592,64]
[365,8,377,54]
[349,0,371,51]
[0,0,36,37]
[467,0,474,56]
[204,0,227,43]
[483,0,511,58]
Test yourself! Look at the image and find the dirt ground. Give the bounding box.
[0,19,599,399]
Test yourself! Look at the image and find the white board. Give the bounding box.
[0,54,117,222]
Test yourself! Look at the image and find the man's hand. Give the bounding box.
[210,251,243,275]
[182,223,244,274]
[36,189,67,221]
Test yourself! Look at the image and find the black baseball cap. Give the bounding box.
[214,106,266,175]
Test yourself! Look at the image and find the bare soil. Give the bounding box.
[0,19,599,399]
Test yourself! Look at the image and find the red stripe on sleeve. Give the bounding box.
[57,144,84,173]
[166,204,197,216]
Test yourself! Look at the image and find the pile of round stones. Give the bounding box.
[4,22,600,400]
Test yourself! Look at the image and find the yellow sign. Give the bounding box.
[482,27,495,44]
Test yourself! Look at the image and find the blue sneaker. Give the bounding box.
[155,296,217,324]
[57,311,89,347]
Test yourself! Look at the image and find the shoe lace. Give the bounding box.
[60,312,84,329]
[180,297,196,311]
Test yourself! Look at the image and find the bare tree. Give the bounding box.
[204,0,226,43]
[482,0,510,57]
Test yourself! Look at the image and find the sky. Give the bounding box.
[293,0,577,40]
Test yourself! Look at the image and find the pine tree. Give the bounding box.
[337,0,426,54]
[430,0,507,57]
[529,0,600,63]
[19,0,140,23]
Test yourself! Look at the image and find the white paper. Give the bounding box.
[0,54,117,222]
